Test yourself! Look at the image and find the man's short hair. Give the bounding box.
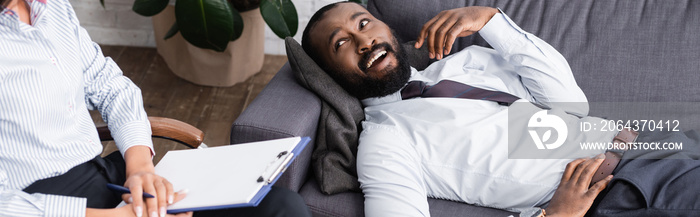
[301,1,361,71]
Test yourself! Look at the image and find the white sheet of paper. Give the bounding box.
[154,137,302,211]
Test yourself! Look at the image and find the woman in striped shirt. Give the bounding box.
[0,0,311,216]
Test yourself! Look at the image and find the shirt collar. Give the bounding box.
[1,0,48,30]
[0,0,46,14]
[1,3,16,15]
[2,7,14,16]
[21,0,47,5]
[1,7,19,30]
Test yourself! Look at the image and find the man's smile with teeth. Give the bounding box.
[366,50,387,69]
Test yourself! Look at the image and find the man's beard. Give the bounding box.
[328,37,411,99]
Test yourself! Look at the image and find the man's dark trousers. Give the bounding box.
[23,151,312,217]
[588,129,700,217]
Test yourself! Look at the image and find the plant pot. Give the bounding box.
[152,5,265,87]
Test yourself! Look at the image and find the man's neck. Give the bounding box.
[8,0,30,25]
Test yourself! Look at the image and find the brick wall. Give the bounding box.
[70,0,338,55]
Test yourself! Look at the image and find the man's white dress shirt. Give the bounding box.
[357,12,616,217]
[0,0,153,216]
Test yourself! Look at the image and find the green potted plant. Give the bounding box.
[132,0,299,52]
[100,0,298,86]
[105,0,365,86]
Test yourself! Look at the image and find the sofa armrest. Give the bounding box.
[230,63,321,192]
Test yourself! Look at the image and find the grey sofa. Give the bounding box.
[231,0,700,216]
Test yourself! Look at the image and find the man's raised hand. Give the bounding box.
[414,6,499,60]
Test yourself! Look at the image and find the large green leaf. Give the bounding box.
[133,0,169,16]
[175,0,236,52]
[230,6,244,41]
[163,21,179,40]
[260,0,298,39]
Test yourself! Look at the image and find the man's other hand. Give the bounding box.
[545,155,613,217]
[414,6,499,60]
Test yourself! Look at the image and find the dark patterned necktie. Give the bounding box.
[401,80,520,106]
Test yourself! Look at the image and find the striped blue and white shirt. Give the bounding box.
[0,0,153,216]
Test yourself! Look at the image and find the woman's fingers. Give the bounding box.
[162,190,191,217]
[171,212,193,217]
[141,178,159,217]
[155,179,171,217]
[128,181,145,217]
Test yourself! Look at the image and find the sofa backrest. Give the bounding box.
[368,0,700,103]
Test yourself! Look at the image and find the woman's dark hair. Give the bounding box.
[1,0,10,8]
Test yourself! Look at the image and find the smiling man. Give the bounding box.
[302,2,604,216]
[302,4,410,99]
[301,2,700,217]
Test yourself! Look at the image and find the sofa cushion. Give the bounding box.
[369,0,700,103]
[300,178,517,217]
[300,179,365,217]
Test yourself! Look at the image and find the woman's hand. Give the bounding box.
[86,190,192,217]
[545,155,613,217]
[123,145,174,217]
[414,6,499,60]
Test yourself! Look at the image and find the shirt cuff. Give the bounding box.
[44,194,86,217]
[478,8,527,53]
[112,120,154,157]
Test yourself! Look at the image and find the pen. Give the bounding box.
[106,183,155,198]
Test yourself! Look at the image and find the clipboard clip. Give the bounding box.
[257,151,294,184]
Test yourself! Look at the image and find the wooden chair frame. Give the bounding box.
[96,117,205,149]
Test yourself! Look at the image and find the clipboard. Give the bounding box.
[153,137,310,213]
